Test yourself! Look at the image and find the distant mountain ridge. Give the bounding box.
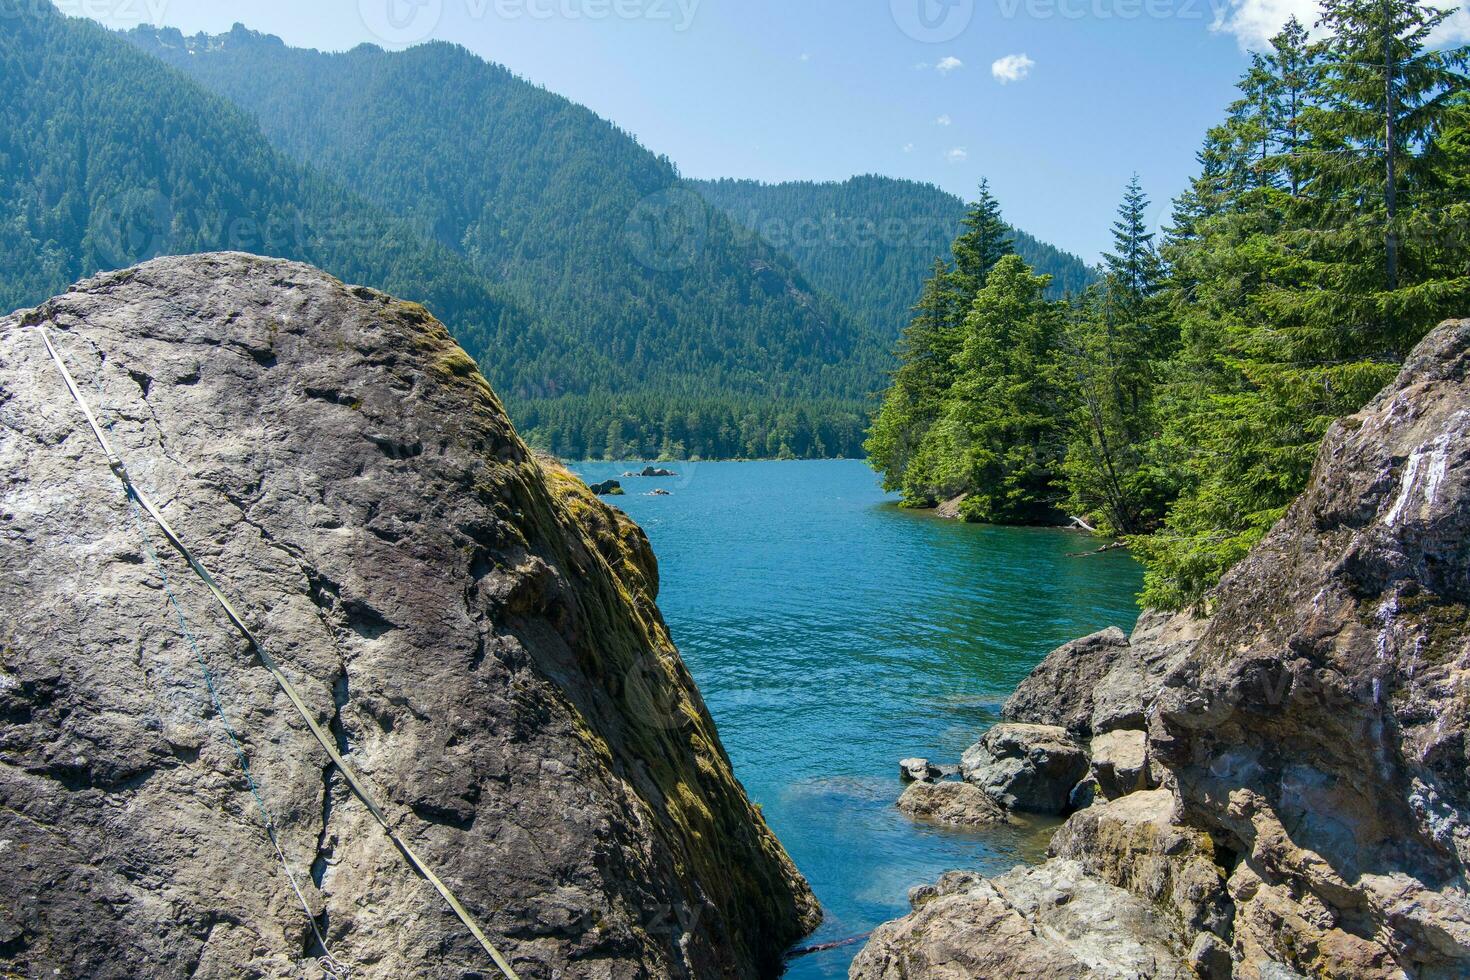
[0,3,561,388]
[122,24,885,405]
[692,176,1096,335]
[2,8,1093,460]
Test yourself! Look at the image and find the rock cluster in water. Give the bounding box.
[861,318,1470,978]
[0,254,818,979]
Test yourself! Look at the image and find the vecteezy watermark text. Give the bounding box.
[2,0,170,24]
[358,0,700,46]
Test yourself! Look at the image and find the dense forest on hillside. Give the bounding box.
[868,0,1469,607]
[0,3,571,386]
[511,393,870,460]
[692,175,1095,334]
[123,26,887,409]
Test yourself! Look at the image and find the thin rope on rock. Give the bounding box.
[38,325,520,980]
[123,489,351,980]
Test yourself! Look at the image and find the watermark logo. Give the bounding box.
[10,0,171,26]
[91,190,173,271]
[891,0,974,42]
[359,0,443,45]
[624,188,709,273]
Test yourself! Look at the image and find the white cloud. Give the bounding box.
[903,143,916,153]
[1437,6,1470,44]
[991,53,1034,84]
[800,52,811,62]
[936,114,952,126]
[913,61,930,71]
[1212,0,1470,49]
[946,147,969,163]
[936,56,964,74]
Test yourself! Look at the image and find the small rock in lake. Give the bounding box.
[897,781,1013,828]
[899,758,942,783]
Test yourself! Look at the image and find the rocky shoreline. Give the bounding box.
[858,318,1470,978]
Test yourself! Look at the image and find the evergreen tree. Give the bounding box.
[867,181,1018,503]
[1063,180,1175,535]
[1312,0,1469,294]
[865,260,962,494]
[926,255,1067,523]
[1136,0,1470,608]
[948,179,1015,300]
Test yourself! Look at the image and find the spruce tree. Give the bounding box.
[1063,180,1175,535]
[930,254,1066,523]
[948,179,1015,302]
[865,259,962,500]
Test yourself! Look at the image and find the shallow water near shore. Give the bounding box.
[570,459,1143,977]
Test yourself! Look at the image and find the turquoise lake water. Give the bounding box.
[569,459,1143,977]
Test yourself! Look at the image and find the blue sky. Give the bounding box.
[75,0,1469,262]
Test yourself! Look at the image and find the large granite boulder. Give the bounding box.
[1001,627,1130,736]
[960,723,1089,814]
[0,254,818,979]
[1003,615,1202,739]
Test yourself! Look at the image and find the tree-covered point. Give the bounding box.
[866,0,1468,609]
[692,175,1096,335]
[123,25,888,406]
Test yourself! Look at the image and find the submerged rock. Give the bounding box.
[896,781,1013,829]
[0,254,818,979]
[960,723,1089,815]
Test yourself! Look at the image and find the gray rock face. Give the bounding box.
[896,781,1012,829]
[1150,316,1470,977]
[1091,609,1201,735]
[1001,627,1130,736]
[0,254,818,980]
[1047,790,1232,940]
[1088,729,1150,800]
[850,860,1195,980]
[960,723,1089,815]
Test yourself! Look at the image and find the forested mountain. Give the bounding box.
[868,0,1469,606]
[0,2,564,385]
[122,26,886,413]
[692,175,1095,334]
